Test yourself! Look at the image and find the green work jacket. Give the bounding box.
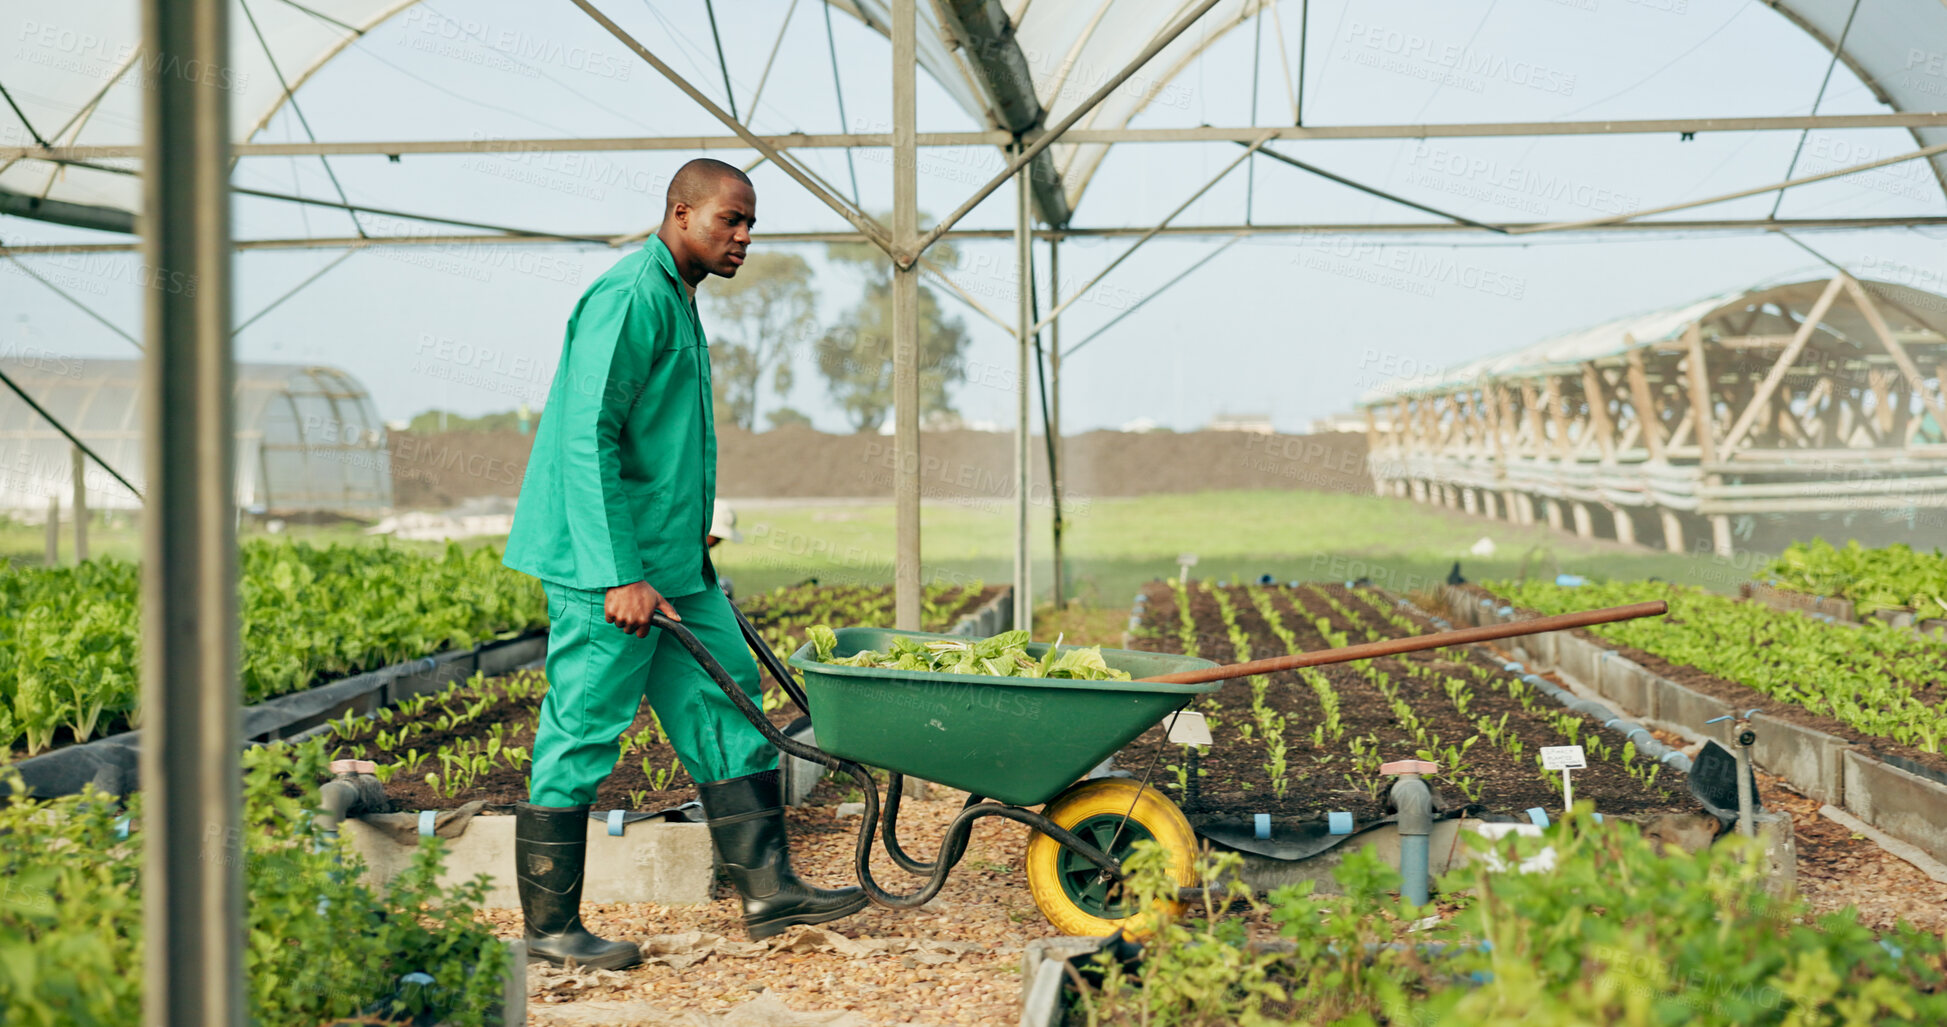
[504,236,717,596]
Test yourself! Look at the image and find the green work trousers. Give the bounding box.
[528,579,776,807]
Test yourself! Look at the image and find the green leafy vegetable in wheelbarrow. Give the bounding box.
[805,625,1132,680]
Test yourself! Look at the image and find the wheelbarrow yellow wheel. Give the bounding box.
[1024,778,1197,937]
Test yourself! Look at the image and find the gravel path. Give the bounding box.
[1760,769,1947,937]
[479,656,1947,1023]
[483,767,1947,1025]
[485,775,1057,1026]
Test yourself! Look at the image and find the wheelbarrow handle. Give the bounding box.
[647,611,837,770]
[727,601,813,716]
[1134,599,1668,685]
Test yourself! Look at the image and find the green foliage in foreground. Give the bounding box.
[1488,578,1947,754]
[0,540,547,755]
[1078,811,1947,1026]
[806,626,1131,680]
[0,743,507,1027]
[1765,539,1947,617]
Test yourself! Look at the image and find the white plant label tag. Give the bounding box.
[1167,711,1212,747]
[1177,553,1199,567]
[1540,745,1587,770]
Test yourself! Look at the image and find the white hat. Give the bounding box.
[709,501,744,543]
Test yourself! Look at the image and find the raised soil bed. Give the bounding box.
[311,584,1011,907]
[1446,582,1947,782]
[1447,582,1947,864]
[315,583,1009,814]
[4,628,548,799]
[1118,581,1693,826]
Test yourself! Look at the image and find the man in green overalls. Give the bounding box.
[504,159,865,969]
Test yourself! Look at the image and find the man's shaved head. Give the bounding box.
[658,158,757,285]
[665,158,752,214]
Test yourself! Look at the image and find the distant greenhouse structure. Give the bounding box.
[0,358,390,515]
[1358,275,1947,556]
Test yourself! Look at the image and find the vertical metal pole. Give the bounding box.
[891,0,921,630]
[72,446,88,562]
[1047,237,1064,610]
[139,0,242,1024]
[43,493,58,566]
[1734,720,1756,838]
[1295,0,1308,125]
[1014,149,1033,635]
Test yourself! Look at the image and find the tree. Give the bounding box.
[766,406,813,430]
[405,408,534,434]
[815,225,971,433]
[701,251,816,431]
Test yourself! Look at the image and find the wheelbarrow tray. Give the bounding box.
[786,627,1220,806]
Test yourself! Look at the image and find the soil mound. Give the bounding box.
[388,426,1371,509]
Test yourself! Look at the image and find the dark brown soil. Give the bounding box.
[389,426,1371,508]
[321,668,801,812]
[316,587,991,811]
[1448,583,1947,780]
[1119,581,1694,825]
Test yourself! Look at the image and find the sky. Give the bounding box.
[4,0,1946,439]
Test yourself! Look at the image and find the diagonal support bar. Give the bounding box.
[909,0,1224,264]
[1509,140,1947,236]
[1718,276,1845,455]
[1248,141,1509,233]
[0,365,142,497]
[1,239,143,347]
[567,0,897,257]
[1684,323,1717,464]
[1843,274,1947,434]
[1623,342,1664,461]
[920,258,1013,333]
[1062,234,1243,359]
[1031,131,1271,334]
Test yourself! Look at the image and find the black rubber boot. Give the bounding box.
[515,802,642,970]
[698,770,870,940]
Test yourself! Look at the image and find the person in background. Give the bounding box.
[707,500,742,598]
[502,159,865,971]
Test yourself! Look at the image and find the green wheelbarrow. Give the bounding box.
[652,597,1668,936]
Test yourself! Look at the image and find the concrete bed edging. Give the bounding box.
[1842,751,1947,866]
[1441,584,1947,864]
[949,584,1016,638]
[1123,585,1776,876]
[1743,581,1947,641]
[346,585,1021,909]
[3,629,549,799]
[346,816,716,909]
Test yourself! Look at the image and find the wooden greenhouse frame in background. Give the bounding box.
[1360,274,1947,557]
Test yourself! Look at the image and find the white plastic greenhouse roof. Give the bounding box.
[5,0,1946,224]
[1357,275,1947,404]
[0,358,390,512]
